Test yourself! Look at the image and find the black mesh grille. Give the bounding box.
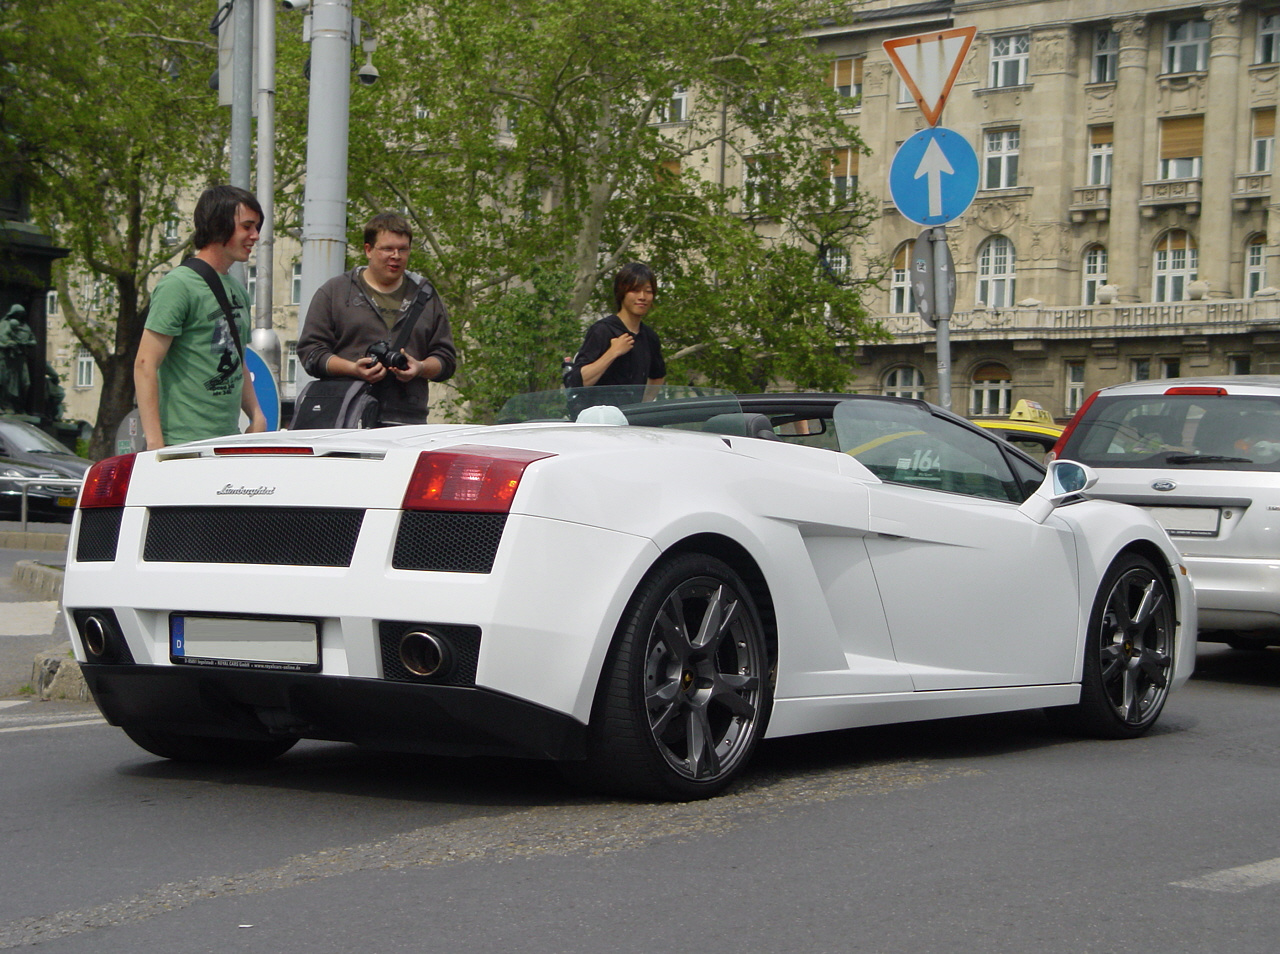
[393,512,506,573]
[144,507,364,566]
[75,508,123,563]
[378,621,481,686]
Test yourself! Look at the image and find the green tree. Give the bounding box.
[0,0,225,459]
[288,0,884,419]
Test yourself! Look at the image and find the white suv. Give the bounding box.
[1055,376,1280,649]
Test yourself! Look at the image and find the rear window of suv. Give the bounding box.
[1061,393,1280,471]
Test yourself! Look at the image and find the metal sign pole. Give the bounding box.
[929,226,954,411]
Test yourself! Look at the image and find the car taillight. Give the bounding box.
[1164,386,1228,396]
[80,454,136,509]
[214,446,314,456]
[1049,389,1102,462]
[401,445,554,513]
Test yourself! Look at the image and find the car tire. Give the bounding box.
[122,726,297,765]
[1047,553,1174,739]
[566,553,772,801]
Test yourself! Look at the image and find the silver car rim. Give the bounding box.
[643,576,765,782]
[1098,565,1173,726]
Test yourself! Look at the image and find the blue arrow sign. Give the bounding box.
[889,127,979,226]
[244,347,281,432]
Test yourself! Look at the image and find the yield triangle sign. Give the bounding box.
[882,27,976,126]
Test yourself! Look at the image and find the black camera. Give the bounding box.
[365,339,409,371]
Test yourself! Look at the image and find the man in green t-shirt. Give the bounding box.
[134,185,268,449]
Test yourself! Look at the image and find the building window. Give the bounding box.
[46,290,58,315]
[891,243,914,314]
[75,346,94,389]
[1153,230,1198,302]
[983,128,1019,189]
[1092,29,1118,82]
[162,210,180,245]
[285,341,298,385]
[883,366,925,399]
[1164,18,1209,73]
[1254,108,1275,172]
[656,86,688,123]
[292,263,302,305]
[977,236,1016,307]
[1247,236,1267,297]
[825,147,858,203]
[1132,358,1151,381]
[970,363,1012,417]
[744,155,780,210]
[1066,361,1086,415]
[829,57,863,105]
[1088,125,1113,186]
[1230,354,1252,375]
[897,80,914,105]
[1259,13,1280,64]
[1083,245,1109,304]
[245,265,256,304]
[1158,115,1203,179]
[1161,358,1181,379]
[989,34,1029,88]
[822,245,850,282]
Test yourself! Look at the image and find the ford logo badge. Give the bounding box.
[1152,479,1177,492]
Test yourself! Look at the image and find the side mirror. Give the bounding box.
[1019,460,1098,524]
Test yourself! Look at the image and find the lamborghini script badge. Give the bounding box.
[217,484,277,497]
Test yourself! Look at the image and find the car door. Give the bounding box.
[837,400,1081,691]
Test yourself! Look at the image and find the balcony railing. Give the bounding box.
[877,294,1280,339]
[1140,177,1201,216]
[1069,185,1111,222]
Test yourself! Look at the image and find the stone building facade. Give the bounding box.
[809,0,1280,418]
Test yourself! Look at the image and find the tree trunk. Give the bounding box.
[87,356,136,461]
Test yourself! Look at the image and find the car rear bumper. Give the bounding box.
[81,663,588,761]
[1187,555,1280,633]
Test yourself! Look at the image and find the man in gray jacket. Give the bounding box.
[297,212,457,424]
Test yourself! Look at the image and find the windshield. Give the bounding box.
[497,386,758,435]
[0,420,75,455]
[1061,393,1280,471]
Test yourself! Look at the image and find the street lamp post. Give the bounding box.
[293,0,354,394]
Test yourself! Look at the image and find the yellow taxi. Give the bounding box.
[973,400,1064,462]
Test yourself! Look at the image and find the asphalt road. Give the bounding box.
[1,645,1278,954]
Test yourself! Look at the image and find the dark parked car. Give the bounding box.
[0,418,89,522]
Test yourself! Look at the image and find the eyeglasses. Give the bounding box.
[373,245,410,256]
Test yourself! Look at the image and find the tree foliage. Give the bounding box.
[0,0,224,458]
[283,0,885,419]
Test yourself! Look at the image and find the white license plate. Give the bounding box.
[171,615,320,672]
[1144,506,1220,537]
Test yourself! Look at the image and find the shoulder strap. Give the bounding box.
[390,280,435,353]
[181,257,245,358]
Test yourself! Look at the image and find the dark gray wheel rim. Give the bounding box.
[643,575,764,782]
[1098,565,1173,725]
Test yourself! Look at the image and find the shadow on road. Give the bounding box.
[1191,643,1280,689]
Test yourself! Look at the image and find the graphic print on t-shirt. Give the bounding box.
[202,308,242,396]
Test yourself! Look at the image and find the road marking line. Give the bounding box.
[0,718,105,734]
[0,701,27,709]
[1173,858,1280,893]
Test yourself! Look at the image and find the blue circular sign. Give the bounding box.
[889,127,979,226]
[244,347,281,432]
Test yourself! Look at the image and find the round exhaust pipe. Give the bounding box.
[398,631,452,678]
[82,615,110,659]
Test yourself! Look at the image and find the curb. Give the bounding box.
[13,560,64,602]
[0,530,70,553]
